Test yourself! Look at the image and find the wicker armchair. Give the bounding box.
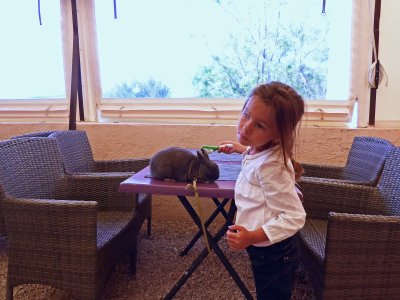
[0,137,150,299]
[47,130,150,173]
[9,130,152,236]
[301,136,394,185]
[298,147,400,300]
[11,130,58,139]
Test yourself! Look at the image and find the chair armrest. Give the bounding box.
[3,196,98,252]
[323,212,400,297]
[70,171,133,178]
[93,158,150,173]
[301,176,375,186]
[298,177,377,218]
[301,163,344,179]
[59,173,138,211]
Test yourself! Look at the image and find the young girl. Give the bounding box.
[219,81,306,300]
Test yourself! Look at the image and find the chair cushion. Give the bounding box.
[299,218,327,263]
[298,218,327,298]
[96,210,137,297]
[97,211,134,249]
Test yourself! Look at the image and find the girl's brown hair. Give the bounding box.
[246,81,305,180]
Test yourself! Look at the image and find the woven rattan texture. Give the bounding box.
[0,137,151,299]
[0,221,316,299]
[11,131,58,139]
[47,130,151,174]
[302,136,394,185]
[4,130,152,236]
[299,147,400,299]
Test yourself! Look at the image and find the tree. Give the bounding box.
[107,78,171,98]
[193,0,329,99]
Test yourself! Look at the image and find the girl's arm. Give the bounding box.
[218,141,247,154]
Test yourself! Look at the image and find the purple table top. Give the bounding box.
[120,152,303,201]
[190,149,243,163]
[120,165,238,199]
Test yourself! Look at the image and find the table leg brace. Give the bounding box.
[163,197,253,300]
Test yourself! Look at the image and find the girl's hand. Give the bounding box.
[226,225,252,251]
[218,141,247,154]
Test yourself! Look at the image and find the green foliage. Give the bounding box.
[194,0,329,99]
[107,78,171,98]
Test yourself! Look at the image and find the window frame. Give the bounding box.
[0,0,372,128]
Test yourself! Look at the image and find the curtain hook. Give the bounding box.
[38,0,42,25]
[114,0,118,19]
[321,0,327,16]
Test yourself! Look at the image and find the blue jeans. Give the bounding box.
[246,234,300,300]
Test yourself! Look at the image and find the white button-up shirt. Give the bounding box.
[234,146,306,247]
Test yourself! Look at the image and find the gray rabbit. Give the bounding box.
[149,147,220,183]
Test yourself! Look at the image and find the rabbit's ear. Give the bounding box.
[197,148,215,169]
[197,148,211,161]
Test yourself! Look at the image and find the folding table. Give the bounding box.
[119,159,254,300]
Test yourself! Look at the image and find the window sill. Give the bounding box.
[0,99,69,122]
[0,98,354,126]
[99,98,354,126]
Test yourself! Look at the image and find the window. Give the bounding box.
[0,0,68,121]
[92,0,357,125]
[95,0,351,101]
[0,0,372,126]
[0,1,65,99]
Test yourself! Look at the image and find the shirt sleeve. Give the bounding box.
[258,160,306,244]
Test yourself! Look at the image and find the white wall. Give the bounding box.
[376,0,400,127]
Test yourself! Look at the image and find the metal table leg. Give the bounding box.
[163,196,253,300]
[179,197,230,256]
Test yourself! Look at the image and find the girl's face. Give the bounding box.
[237,96,277,154]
